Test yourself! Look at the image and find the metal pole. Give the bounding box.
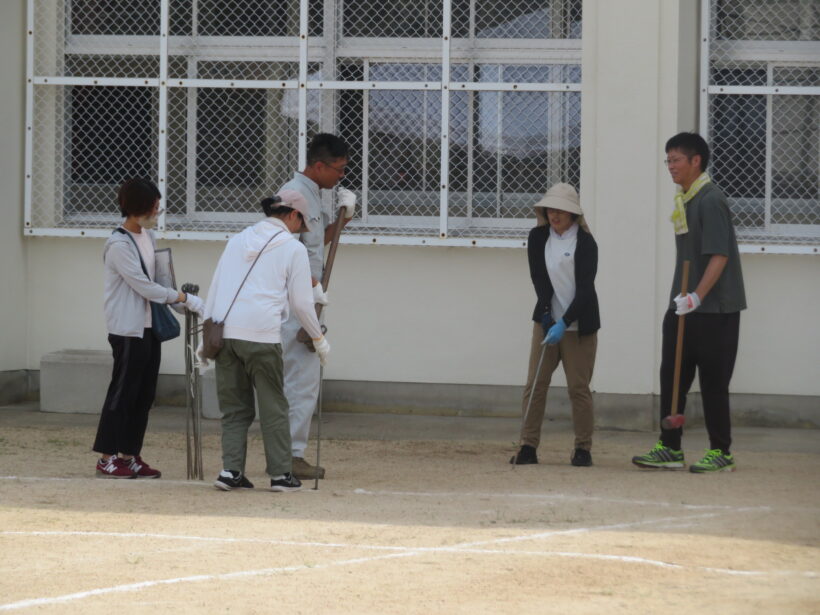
[182,282,203,480]
[313,364,323,490]
[512,341,547,469]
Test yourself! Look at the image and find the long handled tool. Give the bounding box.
[661,260,690,430]
[296,207,348,488]
[296,211,346,349]
[313,365,324,490]
[182,282,204,480]
[512,341,548,468]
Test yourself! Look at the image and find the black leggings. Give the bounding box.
[93,330,161,456]
[659,310,740,454]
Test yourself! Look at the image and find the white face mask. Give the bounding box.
[137,207,162,229]
[137,214,158,230]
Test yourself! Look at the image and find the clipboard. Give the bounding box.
[154,248,177,289]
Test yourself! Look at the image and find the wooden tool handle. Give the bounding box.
[670,260,690,418]
[321,213,346,292]
[296,212,347,346]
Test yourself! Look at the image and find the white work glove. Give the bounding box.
[674,291,701,315]
[313,335,330,367]
[195,341,213,371]
[184,293,205,318]
[312,283,329,306]
[337,187,356,219]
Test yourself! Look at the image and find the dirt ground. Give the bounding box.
[0,406,818,614]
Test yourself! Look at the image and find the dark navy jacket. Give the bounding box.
[527,225,600,337]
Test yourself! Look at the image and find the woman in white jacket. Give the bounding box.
[203,190,329,492]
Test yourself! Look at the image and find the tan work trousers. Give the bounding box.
[519,322,597,450]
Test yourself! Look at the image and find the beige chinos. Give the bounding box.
[519,322,597,450]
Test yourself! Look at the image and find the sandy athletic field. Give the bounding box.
[0,407,817,614]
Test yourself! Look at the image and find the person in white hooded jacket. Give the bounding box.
[202,190,329,492]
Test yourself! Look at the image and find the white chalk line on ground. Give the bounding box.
[0,476,777,512]
[1,511,817,611]
[0,551,417,612]
[0,476,204,487]
[351,488,774,512]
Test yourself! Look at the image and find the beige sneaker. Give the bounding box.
[292,456,325,480]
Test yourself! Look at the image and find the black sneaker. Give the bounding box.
[571,448,592,467]
[213,470,254,491]
[270,473,302,492]
[509,444,538,465]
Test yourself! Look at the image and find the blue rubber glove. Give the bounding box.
[540,311,554,336]
[544,320,567,346]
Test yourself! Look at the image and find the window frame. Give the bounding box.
[700,0,820,254]
[25,0,583,247]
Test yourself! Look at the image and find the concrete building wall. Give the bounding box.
[0,1,28,398]
[2,1,819,410]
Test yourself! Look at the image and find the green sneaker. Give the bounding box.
[689,449,735,473]
[631,441,685,469]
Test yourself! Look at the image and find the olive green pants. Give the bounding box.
[519,322,597,451]
[216,338,292,478]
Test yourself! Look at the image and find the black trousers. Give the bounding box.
[93,330,161,456]
[659,309,740,454]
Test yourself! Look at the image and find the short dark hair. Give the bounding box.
[117,178,161,217]
[261,196,296,219]
[306,133,349,166]
[665,132,710,172]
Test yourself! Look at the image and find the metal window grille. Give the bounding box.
[25,0,582,246]
[701,0,820,252]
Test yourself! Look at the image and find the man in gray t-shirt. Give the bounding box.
[279,134,356,480]
[632,132,746,474]
[670,182,746,314]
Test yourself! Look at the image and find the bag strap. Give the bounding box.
[114,227,152,282]
[220,229,284,322]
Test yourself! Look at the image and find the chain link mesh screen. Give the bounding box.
[30,85,159,229]
[29,0,582,241]
[165,85,302,233]
[34,0,161,78]
[707,0,819,245]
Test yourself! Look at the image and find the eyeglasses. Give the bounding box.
[321,160,347,175]
[663,156,688,166]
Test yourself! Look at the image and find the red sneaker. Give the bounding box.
[96,456,136,479]
[128,456,162,479]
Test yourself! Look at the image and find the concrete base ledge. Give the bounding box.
[39,350,188,414]
[323,381,819,430]
[322,380,656,430]
[0,370,33,405]
[23,354,820,429]
[40,350,112,413]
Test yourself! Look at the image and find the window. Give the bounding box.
[27,0,582,244]
[703,0,819,249]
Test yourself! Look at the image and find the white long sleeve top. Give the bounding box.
[545,222,579,331]
[203,218,323,344]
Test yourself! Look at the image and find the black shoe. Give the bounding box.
[571,448,592,467]
[270,472,302,492]
[510,445,538,465]
[213,470,254,491]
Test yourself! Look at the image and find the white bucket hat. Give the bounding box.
[533,183,583,215]
[533,183,590,233]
